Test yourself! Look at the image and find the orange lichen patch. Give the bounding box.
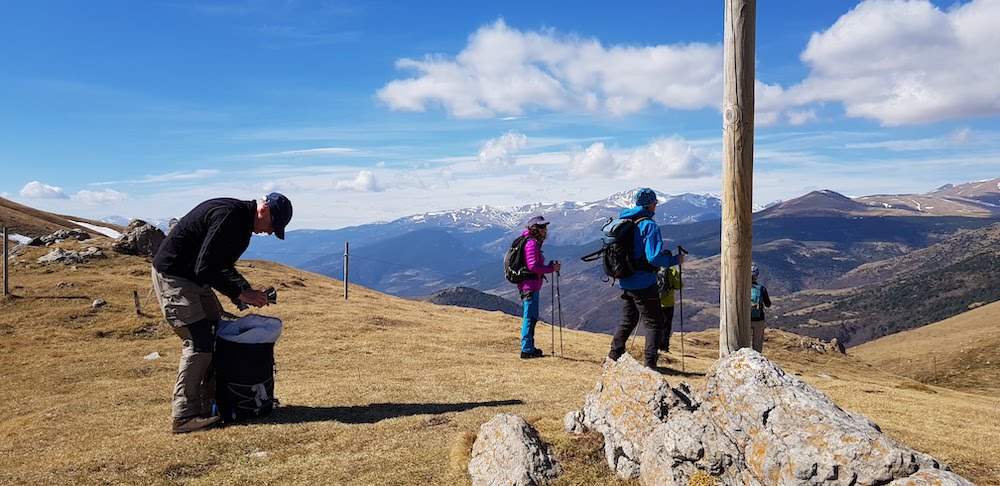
[747,442,767,471]
[688,470,720,486]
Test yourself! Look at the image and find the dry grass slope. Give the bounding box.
[852,300,1000,396]
[1,243,997,485]
[1,196,125,239]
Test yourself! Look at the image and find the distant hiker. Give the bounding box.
[151,193,292,434]
[656,265,683,353]
[607,188,683,369]
[506,216,561,359]
[750,265,772,353]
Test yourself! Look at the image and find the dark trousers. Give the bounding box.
[658,306,675,351]
[608,284,665,368]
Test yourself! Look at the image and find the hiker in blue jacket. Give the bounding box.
[607,188,684,369]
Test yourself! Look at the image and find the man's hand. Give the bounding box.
[552,261,562,272]
[238,289,270,308]
[678,253,686,265]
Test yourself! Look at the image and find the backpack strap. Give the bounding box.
[627,216,656,272]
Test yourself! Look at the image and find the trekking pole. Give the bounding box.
[550,275,555,356]
[677,245,689,372]
[556,270,564,359]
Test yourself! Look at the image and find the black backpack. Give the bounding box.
[504,235,538,284]
[581,216,655,280]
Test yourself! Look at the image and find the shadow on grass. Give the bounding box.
[259,399,525,425]
[657,367,704,378]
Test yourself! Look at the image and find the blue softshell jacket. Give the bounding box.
[617,206,681,290]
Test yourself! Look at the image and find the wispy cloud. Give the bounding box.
[74,189,128,205]
[844,128,978,152]
[92,169,221,186]
[252,147,359,158]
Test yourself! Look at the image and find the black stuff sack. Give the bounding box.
[215,338,275,422]
[214,314,282,423]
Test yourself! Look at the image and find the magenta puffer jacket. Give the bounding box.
[517,230,555,292]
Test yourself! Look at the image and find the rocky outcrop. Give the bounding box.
[798,336,846,354]
[112,219,165,257]
[567,349,971,485]
[468,413,561,486]
[37,247,105,265]
[29,229,91,246]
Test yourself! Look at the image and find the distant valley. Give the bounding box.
[6,179,998,348]
[239,178,1000,346]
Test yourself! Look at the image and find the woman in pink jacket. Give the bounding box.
[518,216,561,358]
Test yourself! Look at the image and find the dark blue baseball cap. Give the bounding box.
[634,188,657,207]
[265,192,292,239]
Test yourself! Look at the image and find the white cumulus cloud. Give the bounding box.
[567,136,711,180]
[377,19,721,118]
[334,170,382,192]
[478,130,527,170]
[567,143,618,179]
[74,189,128,205]
[622,136,712,179]
[788,0,1000,126]
[20,181,69,199]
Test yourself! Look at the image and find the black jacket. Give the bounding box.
[153,198,256,299]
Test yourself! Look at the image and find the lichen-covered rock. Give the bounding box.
[576,354,694,479]
[37,247,105,265]
[468,413,561,486]
[572,348,970,486]
[705,349,945,485]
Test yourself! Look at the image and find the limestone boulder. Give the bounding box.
[703,349,946,485]
[29,229,91,246]
[468,413,561,486]
[575,354,696,479]
[112,219,165,257]
[569,348,972,486]
[37,247,105,265]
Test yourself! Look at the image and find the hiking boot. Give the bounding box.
[172,415,220,434]
[520,348,544,359]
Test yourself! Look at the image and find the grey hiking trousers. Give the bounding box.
[751,319,766,353]
[151,267,223,419]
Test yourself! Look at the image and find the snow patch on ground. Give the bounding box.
[68,220,122,239]
[8,233,32,244]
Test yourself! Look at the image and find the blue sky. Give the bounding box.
[1,0,997,229]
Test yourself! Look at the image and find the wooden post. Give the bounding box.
[719,0,757,357]
[344,241,349,300]
[3,226,8,297]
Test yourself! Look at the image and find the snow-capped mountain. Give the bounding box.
[244,188,723,266]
